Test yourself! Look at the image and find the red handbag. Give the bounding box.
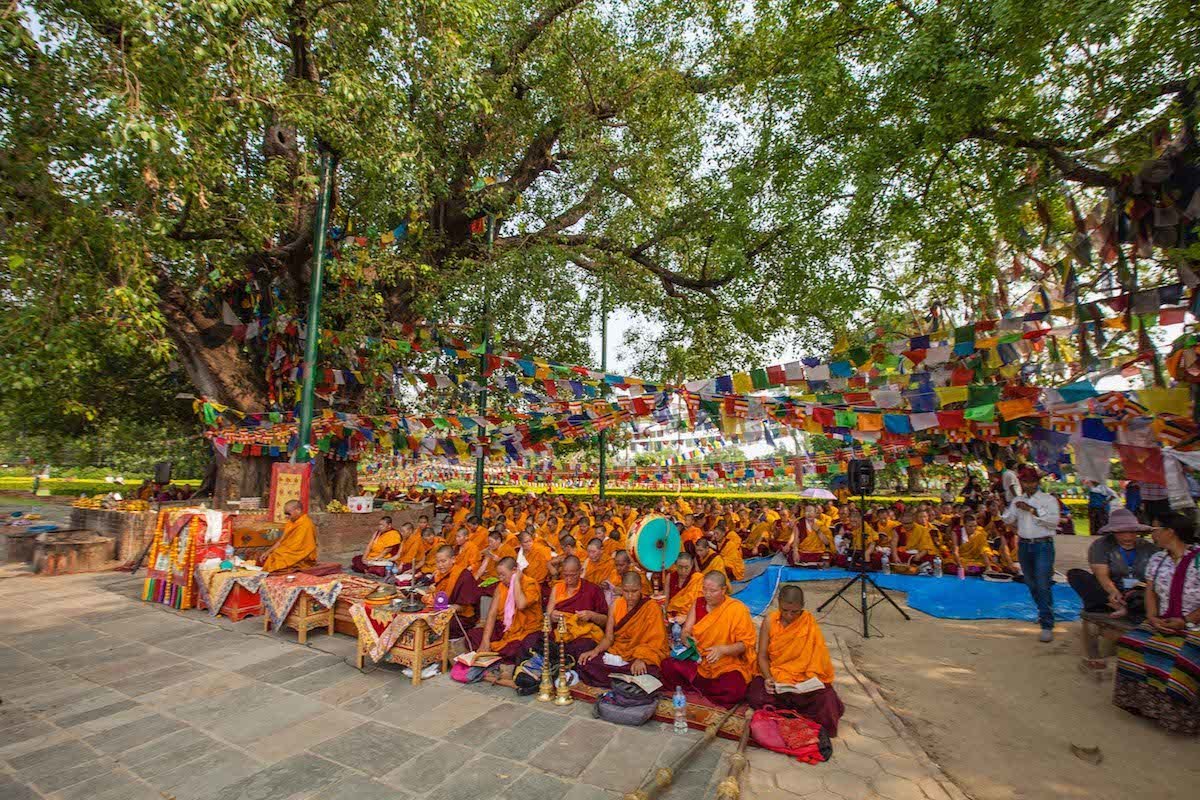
[749,705,832,763]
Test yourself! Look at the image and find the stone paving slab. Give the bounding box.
[0,570,966,800]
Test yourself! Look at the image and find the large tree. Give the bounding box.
[2,1,1196,492]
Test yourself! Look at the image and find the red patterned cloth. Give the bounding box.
[350,603,457,663]
[261,574,343,629]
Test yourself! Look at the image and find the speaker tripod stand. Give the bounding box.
[815,491,910,638]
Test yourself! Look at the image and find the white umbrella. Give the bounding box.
[799,487,836,500]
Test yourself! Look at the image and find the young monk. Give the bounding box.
[582,537,617,586]
[680,515,705,554]
[667,553,704,621]
[477,529,516,582]
[746,585,845,735]
[613,550,652,594]
[547,555,610,657]
[469,557,543,663]
[453,527,483,576]
[946,511,997,575]
[743,512,774,558]
[898,509,937,565]
[577,571,670,687]
[659,570,757,707]
[516,531,552,585]
[547,534,578,580]
[416,525,445,576]
[432,544,482,624]
[715,527,746,581]
[262,501,318,573]
[350,515,402,577]
[693,537,726,578]
[393,522,422,572]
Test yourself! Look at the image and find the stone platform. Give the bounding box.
[0,570,965,800]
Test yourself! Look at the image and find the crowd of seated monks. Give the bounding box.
[340,493,847,734]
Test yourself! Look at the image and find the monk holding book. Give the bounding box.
[578,571,669,687]
[746,585,844,735]
[659,570,757,707]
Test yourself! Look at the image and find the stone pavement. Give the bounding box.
[0,570,966,800]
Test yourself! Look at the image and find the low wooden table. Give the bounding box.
[267,593,334,644]
[351,604,457,686]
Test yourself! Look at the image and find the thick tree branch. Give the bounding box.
[968,125,1119,187]
[491,0,589,77]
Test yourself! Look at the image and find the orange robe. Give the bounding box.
[468,524,489,550]
[263,514,318,572]
[520,542,552,584]
[692,597,757,681]
[494,573,543,650]
[795,520,832,554]
[549,580,606,642]
[363,528,402,562]
[668,570,703,616]
[609,596,669,666]
[681,526,704,546]
[695,552,726,580]
[903,523,936,554]
[954,526,993,567]
[719,533,745,580]
[583,555,616,586]
[435,563,477,621]
[418,536,445,573]
[395,531,422,568]
[456,539,483,573]
[764,610,835,685]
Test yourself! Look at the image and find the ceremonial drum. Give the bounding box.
[627,514,682,572]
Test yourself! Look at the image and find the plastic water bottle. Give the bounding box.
[673,686,688,734]
[933,556,943,578]
[880,551,890,574]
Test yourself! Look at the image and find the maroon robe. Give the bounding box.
[746,676,845,737]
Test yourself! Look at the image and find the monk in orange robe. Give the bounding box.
[350,515,401,576]
[747,585,844,735]
[547,556,609,652]
[613,550,652,595]
[476,529,516,582]
[417,527,445,575]
[680,515,705,554]
[715,527,745,581]
[659,570,757,706]
[667,553,704,620]
[453,527,483,575]
[468,557,543,663]
[394,522,423,571]
[578,571,669,687]
[582,538,616,586]
[517,531,552,584]
[262,501,318,573]
[693,538,726,580]
[432,545,481,623]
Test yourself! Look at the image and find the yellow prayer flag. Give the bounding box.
[935,386,968,405]
[1138,387,1190,416]
[731,372,753,394]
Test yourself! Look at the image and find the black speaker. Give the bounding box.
[154,461,173,485]
[848,459,875,495]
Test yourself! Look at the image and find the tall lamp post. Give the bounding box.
[597,281,608,500]
[473,214,495,516]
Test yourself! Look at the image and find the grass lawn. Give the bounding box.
[0,477,200,497]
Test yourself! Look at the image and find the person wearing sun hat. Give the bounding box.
[1068,508,1159,622]
[1001,464,1062,642]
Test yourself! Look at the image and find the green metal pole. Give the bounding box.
[296,148,336,464]
[598,282,608,500]
[473,214,494,516]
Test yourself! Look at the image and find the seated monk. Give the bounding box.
[517,531,552,585]
[432,544,482,623]
[453,527,484,577]
[578,571,670,687]
[416,526,445,576]
[468,557,543,663]
[548,556,610,661]
[350,515,402,577]
[746,585,845,735]
[547,534,578,580]
[946,511,997,575]
[680,515,705,551]
[393,522,422,572]
[743,513,774,558]
[790,507,835,565]
[693,537,726,579]
[659,570,757,707]
[477,529,516,583]
[613,550,651,595]
[715,527,746,581]
[262,501,318,573]
[667,553,704,622]
[582,537,617,586]
[897,510,937,565]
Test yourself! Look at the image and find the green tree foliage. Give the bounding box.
[1,0,1195,437]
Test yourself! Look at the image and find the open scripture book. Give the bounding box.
[454,651,500,668]
[773,676,825,695]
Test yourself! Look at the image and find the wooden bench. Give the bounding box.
[1079,611,1137,677]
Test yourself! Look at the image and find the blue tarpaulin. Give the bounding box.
[733,566,1082,623]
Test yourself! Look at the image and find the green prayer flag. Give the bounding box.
[967,384,1001,406]
[750,368,771,390]
[835,410,858,427]
[964,403,995,423]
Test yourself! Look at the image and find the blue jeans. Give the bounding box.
[1018,539,1056,630]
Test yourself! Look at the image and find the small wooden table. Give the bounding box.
[351,604,457,685]
[267,592,334,644]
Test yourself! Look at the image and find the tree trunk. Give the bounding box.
[906,465,923,493]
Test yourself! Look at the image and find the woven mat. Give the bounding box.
[567,682,750,742]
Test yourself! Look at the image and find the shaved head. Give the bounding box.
[562,555,582,571]
[778,584,805,607]
[703,570,727,588]
[621,571,642,589]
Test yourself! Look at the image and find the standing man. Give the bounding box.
[1000,460,1020,505]
[1084,479,1119,537]
[1001,465,1061,642]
